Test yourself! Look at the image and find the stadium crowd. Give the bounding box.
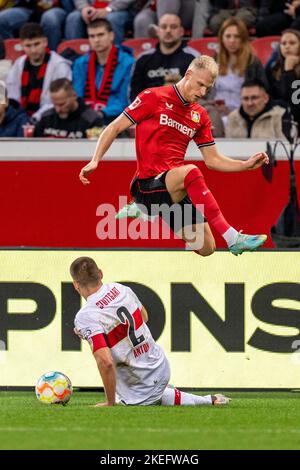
[0,0,299,139]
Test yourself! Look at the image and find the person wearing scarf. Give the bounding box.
[6,22,72,121]
[72,18,134,124]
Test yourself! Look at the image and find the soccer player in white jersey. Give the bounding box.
[71,256,230,407]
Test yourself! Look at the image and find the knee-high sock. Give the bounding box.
[184,168,231,237]
[161,386,212,406]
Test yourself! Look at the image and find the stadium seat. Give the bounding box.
[187,38,219,56]
[122,38,158,58]
[251,36,280,65]
[4,39,24,61]
[57,39,90,56]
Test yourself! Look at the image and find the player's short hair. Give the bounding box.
[50,78,74,95]
[87,19,113,33]
[188,56,219,81]
[19,23,45,41]
[70,257,101,287]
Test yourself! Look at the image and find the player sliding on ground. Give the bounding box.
[71,256,230,407]
[79,56,269,256]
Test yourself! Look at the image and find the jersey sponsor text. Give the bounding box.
[159,114,196,138]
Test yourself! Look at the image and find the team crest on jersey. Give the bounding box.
[129,97,142,110]
[191,111,200,123]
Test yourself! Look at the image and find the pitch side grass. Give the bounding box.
[0,391,300,450]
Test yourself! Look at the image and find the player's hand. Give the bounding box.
[245,152,269,170]
[79,160,98,185]
[74,327,84,339]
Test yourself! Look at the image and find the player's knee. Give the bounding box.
[194,239,216,257]
[194,247,215,257]
[183,164,198,177]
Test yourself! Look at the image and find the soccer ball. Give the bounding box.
[35,371,73,405]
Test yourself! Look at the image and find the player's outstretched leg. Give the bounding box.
[167,166,267,255]
[160,386,231,406]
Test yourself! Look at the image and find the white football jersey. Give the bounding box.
[74,282,170,405]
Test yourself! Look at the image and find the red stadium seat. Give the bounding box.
[187,38,219,56]
[122,38,158,58]
[57,39,90,55]
[251,36,280,65]
[4,39,24,61]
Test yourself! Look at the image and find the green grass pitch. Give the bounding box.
[1,391,300,450]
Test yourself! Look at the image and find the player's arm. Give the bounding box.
[141,305,148,323]
[200,145,269,172]
[79,113,133,185]
[93,347,116,407]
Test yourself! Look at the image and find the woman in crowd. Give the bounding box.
[266,29,300,133]
[213,17,267,119]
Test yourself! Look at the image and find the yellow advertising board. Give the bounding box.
[0,250,299,388]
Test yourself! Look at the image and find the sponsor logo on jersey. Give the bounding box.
[191,111,200,123]
[129,96,142,110]
[160,114,196,138]
[165,102,173,110]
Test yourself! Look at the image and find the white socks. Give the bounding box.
[222,227,239,247]
[161,386,213,406]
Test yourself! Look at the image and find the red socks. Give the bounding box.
[184,167,230,235]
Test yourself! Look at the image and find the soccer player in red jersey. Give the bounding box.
[79,55,269,256]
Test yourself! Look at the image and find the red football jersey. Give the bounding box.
[123,84,215,179]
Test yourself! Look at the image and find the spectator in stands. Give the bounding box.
[65,0,148,45]
[130,13,198,100]
[72,19,134,124]
[0,36,12,82]
[134,0,210,39]
[6,23,72,121]
[34,78,103,138]
[0,87,29,137]
[266,29,300,132]
[0,1,74,51]
[207,0,258,35]
[225,79,290,138]
[212,17,267,119]
[256,1,300,37]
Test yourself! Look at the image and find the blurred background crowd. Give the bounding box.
[0,0,299,140]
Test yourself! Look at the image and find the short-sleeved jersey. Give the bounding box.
[123,84,215,179]
[74,283,168,405]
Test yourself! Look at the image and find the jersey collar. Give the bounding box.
[173,84,190,106]
[87,284,105,302]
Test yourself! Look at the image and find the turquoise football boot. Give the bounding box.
[229,231,267,256]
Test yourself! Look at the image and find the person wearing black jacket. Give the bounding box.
[129,13,198,101]
[266,29,300,133]
[256,0,300,37]
[34,78,103,138]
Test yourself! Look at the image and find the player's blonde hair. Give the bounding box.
[188,55,219,80]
